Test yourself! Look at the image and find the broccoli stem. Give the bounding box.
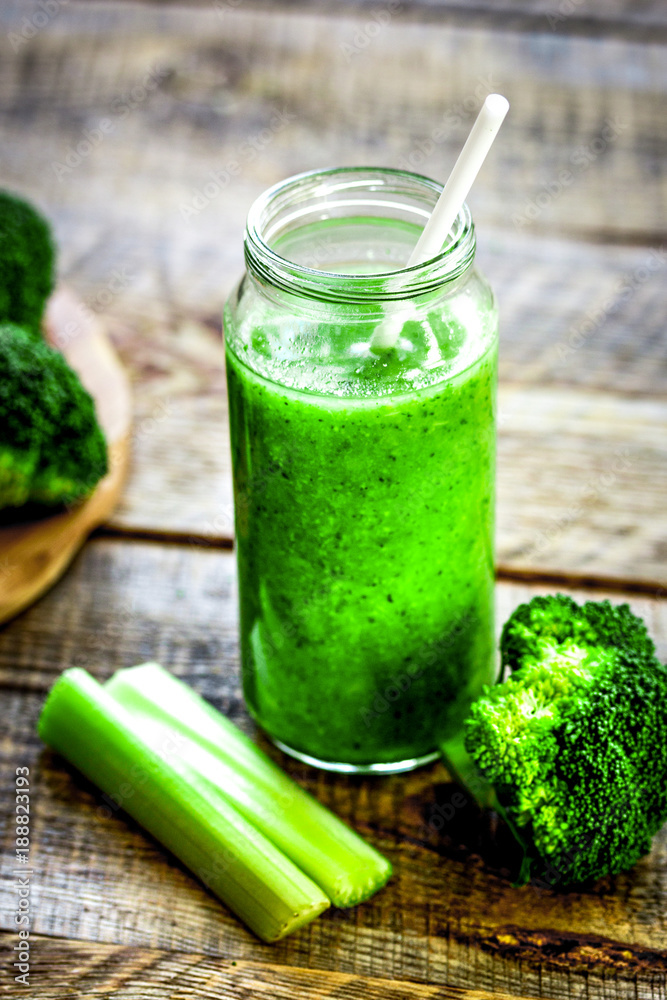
[440,731,533,886]
[440,730,497,810]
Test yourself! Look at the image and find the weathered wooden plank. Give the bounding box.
[93,240,667,583]
[267,0,667,39]
[4,538,665,695]
[63,229,667,402]
[95,226,667,585]
[0,5,665,242]
[106,375,667,587]
[1,4,665,583]
[0,934,541,1000]
[96,0,667,34]
[481,234,667,398]
[1,539,666,999]
[496,387,667,588]
[63,234,667,588]
[1,3,665,583]
[6,0,667,50]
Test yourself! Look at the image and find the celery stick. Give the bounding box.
[106,663,393,906]
[38,668,329,942]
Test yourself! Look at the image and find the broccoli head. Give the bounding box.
[463,594,667,885]
[0,189,55,337]
[0,323,108,509]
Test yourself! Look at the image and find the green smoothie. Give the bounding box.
[225,290,497,769]
[225,168,498,771]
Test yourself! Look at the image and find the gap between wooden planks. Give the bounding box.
[106,0,667,41]
[94,527,667,597]
[106,382,667,593]
[0,541,665,1000]
[3,5,667,241]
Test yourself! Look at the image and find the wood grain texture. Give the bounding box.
[0,6,665,246]
[103,229,667,559]
[100,232,667,586]
[103,0,667,38]
[0,5,664,586]
[496,387,667,587]
[106,371,667,588]
[0,288,131,624]
[1,539,666,999]
[1,6,666,997]
[0,935,544,1000]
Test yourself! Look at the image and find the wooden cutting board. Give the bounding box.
[0,287,131,624]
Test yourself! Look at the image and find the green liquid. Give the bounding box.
[226,306,497,769]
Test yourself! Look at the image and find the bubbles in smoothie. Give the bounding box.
[231,214,495,398]
[235,299,491,399]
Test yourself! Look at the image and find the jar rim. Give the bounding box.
[244,166,476,303]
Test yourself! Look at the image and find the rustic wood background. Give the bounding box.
[0,1,666,997]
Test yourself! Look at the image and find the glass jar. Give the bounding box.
[224,167,497,774]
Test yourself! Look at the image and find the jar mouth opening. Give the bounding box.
[244,167,476,303]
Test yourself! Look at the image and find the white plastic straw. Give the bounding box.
[370,93,509,351]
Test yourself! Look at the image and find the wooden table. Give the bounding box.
[1,2,666,997]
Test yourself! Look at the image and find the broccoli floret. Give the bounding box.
[0,323,108,508]
[461,594,667,885]
[500,593,656,676]
[0,190,55,337]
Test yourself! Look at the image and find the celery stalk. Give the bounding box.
[38,668,329,942]
[105,663,393,906]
